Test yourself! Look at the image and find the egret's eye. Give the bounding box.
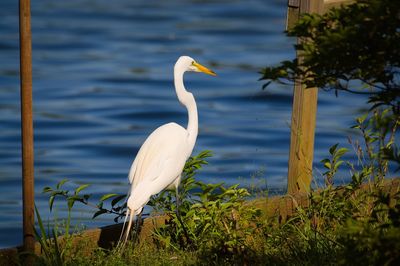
[191,61,195,65]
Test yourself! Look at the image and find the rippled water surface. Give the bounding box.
[0,0,369,247]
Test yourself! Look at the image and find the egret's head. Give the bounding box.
[176,55,216,76]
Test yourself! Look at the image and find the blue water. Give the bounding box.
[0,0,369,248]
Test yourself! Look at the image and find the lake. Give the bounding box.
[0,0,369,248]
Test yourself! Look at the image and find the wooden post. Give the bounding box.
[286,0,323,194]
[19,0,35,258]
[323,0,354,12]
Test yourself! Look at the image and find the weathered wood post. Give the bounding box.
[19,0,35,258]
[286,0,323,194]
[286,0,353,194]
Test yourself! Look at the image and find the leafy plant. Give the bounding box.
[149,150,263,263]
[33,205,64,266]
[348,108,399,183]
[321,143,348,186]
[275,107,400,265]
[42,179,127,223]
[260,0,400,116]
[33,181,96,265]
[42,180,91,236]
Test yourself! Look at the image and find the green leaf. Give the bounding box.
[33,205,51,256]
[111,194,127,206]
[83,194,91,201]
[34,205,46,240]
[92,209,108,219]
[323,161,332,169]
[49,195,55,211]
[329,143,339,155]
[336,148,349,158]
[75,184,90,194]
[100,193,119,202]
[42,186,52,193]
[56,179,69,190]
[334,161,345,171]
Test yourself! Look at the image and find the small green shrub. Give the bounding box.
[149,151,263,264]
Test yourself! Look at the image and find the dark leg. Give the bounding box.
[175,187,192,245]
[175,187,180,212]
[133,210,143,243]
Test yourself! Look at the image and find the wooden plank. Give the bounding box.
[287,0,323,194]
[19,0,35,259]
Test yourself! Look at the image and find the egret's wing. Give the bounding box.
[128,123,188,189]
[129,158,176,205]
[127,156,137,184]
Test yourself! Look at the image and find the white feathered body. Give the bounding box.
[127,122,194,215]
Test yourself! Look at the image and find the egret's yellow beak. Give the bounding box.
[193,62,217,76]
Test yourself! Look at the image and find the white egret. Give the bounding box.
[121,56,216,244]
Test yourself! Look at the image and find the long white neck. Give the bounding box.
[174,67,198,151]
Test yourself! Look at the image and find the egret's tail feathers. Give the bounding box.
[119,208,130,244]
[118,208,135,246]
[124,210,135,245]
